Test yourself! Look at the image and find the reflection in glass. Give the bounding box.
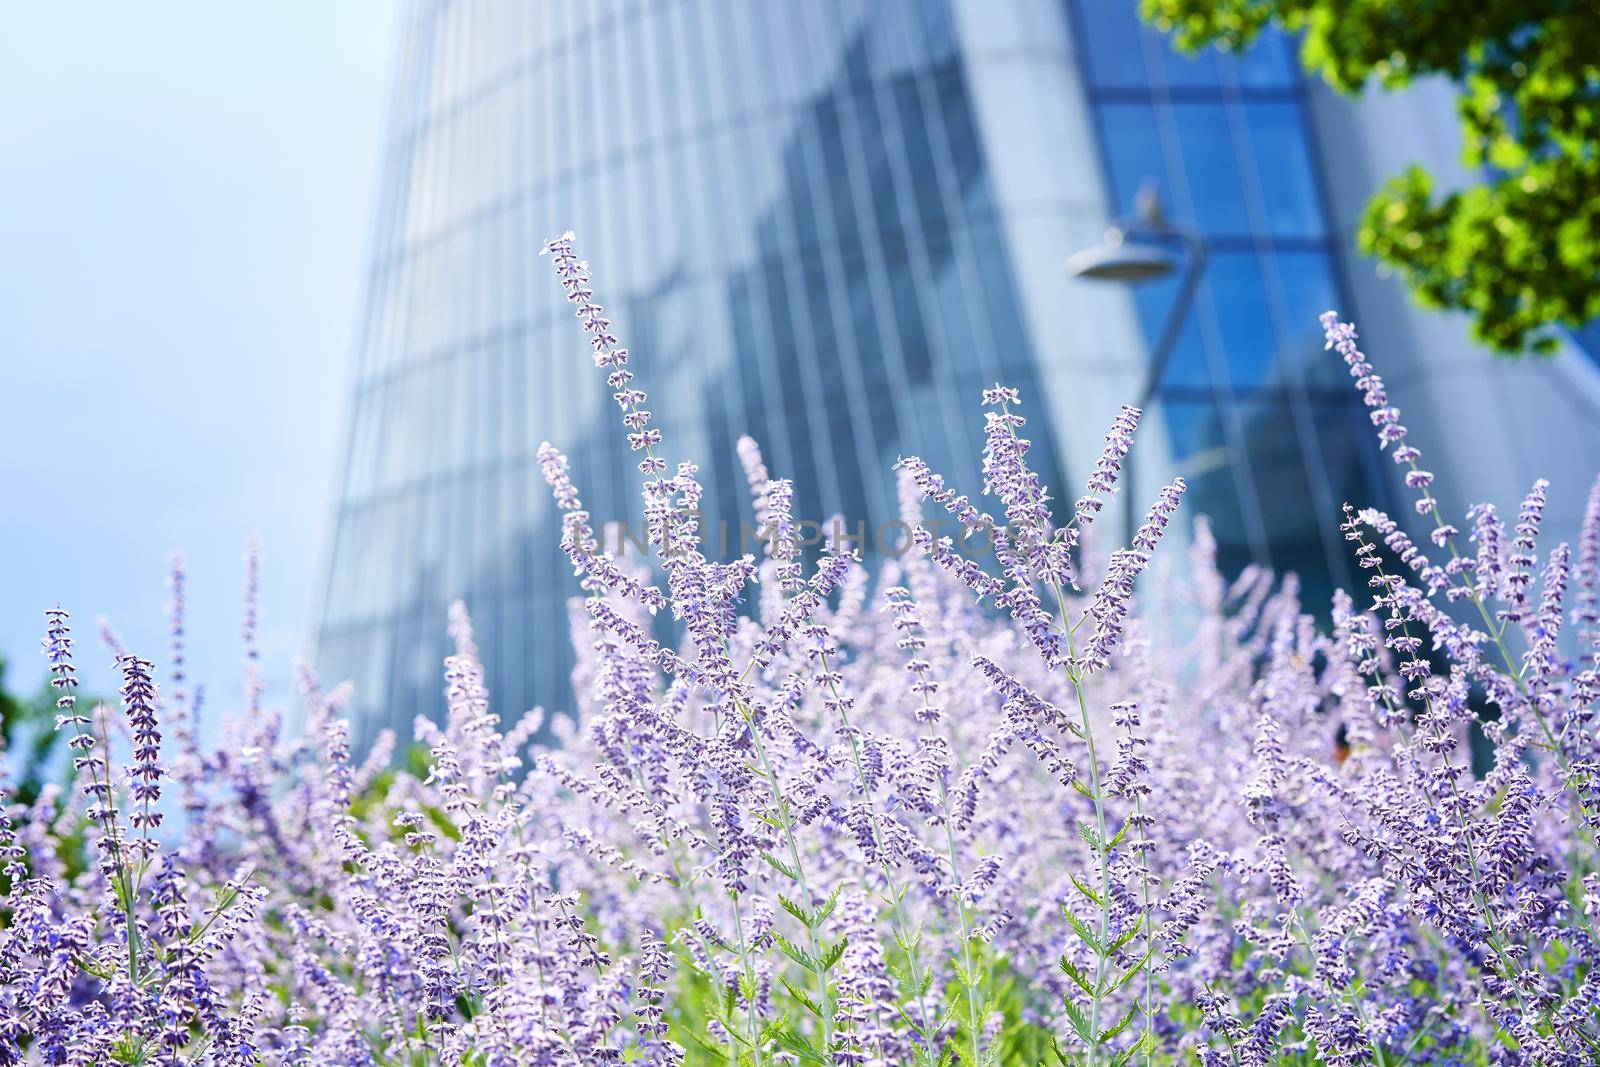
[319,0,1385,748]
[320,1,1078,746]
[1067,0,1384,608]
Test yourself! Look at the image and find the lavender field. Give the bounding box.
[6,234,1600,1065]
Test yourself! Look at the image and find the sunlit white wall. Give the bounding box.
[1308,76,1600,548]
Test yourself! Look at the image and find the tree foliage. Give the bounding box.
[0,655,63,806]
[1141,0,1600,354]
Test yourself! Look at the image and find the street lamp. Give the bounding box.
[1066,181,1208,540]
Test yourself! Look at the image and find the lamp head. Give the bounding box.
[1064,236,1179,283]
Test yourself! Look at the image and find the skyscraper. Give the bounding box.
[317,0,1600,747]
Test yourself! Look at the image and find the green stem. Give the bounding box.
[821,648,937,1059]
[87,704,139,985]
[937,783,986,1066]
[1284,907,1388,1067]
[739,697,834,1058]
[619,753,757,1062]
[1348,530,1574,1052]
[1056,583,1116,1067]
[727,891,767,1065]
[1120,727,1157,1067]
[1399,469,1599,858]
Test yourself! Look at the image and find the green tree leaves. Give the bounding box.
[1141,0,1600,354]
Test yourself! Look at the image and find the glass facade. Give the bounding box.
[318,0,1383,747]
[1068,0,1384,595]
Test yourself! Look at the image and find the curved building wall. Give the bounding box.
[318,0,1384,746]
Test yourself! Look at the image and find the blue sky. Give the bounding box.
[0,3,397,722]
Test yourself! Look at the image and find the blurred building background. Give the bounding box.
[316,0,1600,748]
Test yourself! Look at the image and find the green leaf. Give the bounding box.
[814,884,843,926]
[1107,945,1156,994]
[777,893,813,926]
[1110,1031,1155,1067]
[1097,1003,1138,1044]
[1061,995,1093,1042]
[774,933,817,972]
[892,920,926,954]
[1068,872,1103,905]
[763,852,801,882]
[1058,956,1094,997]
[758,1009,793,1042]
[772,1029,829,1064]
[779,975,822,1017]
[820,938,847,972]
[683,1028,730,1058]
[1062,909,1103,954]
[894,1001,930,1034]
[1108,918,1142,954]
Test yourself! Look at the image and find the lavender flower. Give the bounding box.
[10,265,1599,1065]
[1076,404,1141,533]
[118,653,162,846]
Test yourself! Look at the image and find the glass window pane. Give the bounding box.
[1173,105,1251,236]
[1098,102,1250,236]
[1265,250,1342,387]
[1228,28,1297,88]
[1202,252,1278,390]
[1095,101,1166,214]
[1073,0,1147,89]
[1238,400,1319,537]
[1160,397,1255,573]
[1155,37,1221,88]
[1239,102,1325,239]
[1134,282,1210,391]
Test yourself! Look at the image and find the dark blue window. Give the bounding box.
[1067,0,1382,597]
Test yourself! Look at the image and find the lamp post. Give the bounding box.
[1066,182,1208,540]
